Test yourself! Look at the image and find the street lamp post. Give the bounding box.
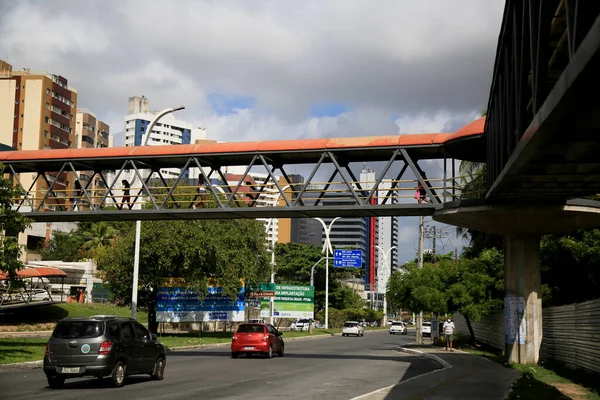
[374,245,397,326]
[264,185,291,325]
[313,217,340,329]
[308,256,330,333]
[131,106,185,321]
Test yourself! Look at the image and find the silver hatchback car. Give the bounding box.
[44,315,166,388]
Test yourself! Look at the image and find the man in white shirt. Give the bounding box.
[442,318,456,351]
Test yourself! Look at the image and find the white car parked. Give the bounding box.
[291,318,312,331]
[389,321,407,335]
[421,321,432,336]
[342,321,364,337]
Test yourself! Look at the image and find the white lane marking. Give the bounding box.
[349,347,453,400]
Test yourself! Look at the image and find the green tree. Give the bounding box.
[387,249,504,344]
[81,222,119,251]
[98,219,270,333]
[0,166,30,279]
[386,262,450,315]
[446,248,504,344]
[540,229,600,306]
[40,231,86,262]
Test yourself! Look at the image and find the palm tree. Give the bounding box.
[81,222,118,251]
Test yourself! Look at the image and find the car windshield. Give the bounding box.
[53,321,104,339]
[423,322,431,326]
[297,319,309,323]
[237,324,265,333]
[344,322,358,327]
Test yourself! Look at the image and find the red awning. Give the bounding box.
[0,267,68,280]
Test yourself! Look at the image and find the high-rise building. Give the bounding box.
[0,61,77,151]
[124,96,204,152]
[0,60,79,260]
[0,60,78,210]
[74,110,112,209]
[110,96,207,207]
[75,110,110,149]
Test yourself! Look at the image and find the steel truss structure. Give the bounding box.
[5,147,470,222]
[485,0,600,201]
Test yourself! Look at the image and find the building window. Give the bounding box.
[45,116,49,123]
[19,128,22,132]
[20,114,23,118]
[46,88,50,95]
[44,130,48,137]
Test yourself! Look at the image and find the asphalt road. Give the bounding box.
[0,330,440,400]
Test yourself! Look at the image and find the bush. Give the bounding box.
[316,308,384,328]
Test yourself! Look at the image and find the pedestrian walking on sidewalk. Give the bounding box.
[443,317,456,351]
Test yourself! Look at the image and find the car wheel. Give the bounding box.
[151,357,165,380]
[111,361,126,388]
[265,345,273,359]
[231,352,239,359]
[47,376,65,389]
[278,345,284,357]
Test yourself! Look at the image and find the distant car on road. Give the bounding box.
[44,315,166,388]
[342,321,364,337]
[389,321,407,335]
[231,323,284,359]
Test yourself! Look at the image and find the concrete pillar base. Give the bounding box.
[504,236,542,365]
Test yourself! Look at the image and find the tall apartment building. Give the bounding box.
[0,60,78,210]
[74,110,112,208]
[110,96,207,207]
[0,60,79,261]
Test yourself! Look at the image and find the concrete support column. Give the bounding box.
[504,236,543,365]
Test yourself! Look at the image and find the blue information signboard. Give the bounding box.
[333,249,363,268]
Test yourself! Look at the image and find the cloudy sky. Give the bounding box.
[0,0,504,264]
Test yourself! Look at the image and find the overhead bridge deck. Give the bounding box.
[0,118,485,222]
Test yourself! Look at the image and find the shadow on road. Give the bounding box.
[45,375,153,390]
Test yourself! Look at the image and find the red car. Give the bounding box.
[231,323,284,359]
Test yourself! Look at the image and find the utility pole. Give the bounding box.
[416,215,424,345]
[424,225,448,262]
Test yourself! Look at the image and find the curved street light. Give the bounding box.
[264,184,291,324]
[313,217,340,329]
[374,245,397,325]
[132,106,186,320]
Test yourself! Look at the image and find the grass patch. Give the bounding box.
[0,338,47,365]
[0,303,146,332]
[450,335,600,399]
[159,331,233,348]
[508,364,600,400]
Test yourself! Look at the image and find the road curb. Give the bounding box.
[0,360,43,371]
[0,331,52,339]
[396,346,452,369]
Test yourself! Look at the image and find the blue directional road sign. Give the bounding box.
[333,249,363,268]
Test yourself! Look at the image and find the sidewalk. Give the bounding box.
[356,344,520,400]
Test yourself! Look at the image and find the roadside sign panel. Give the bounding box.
[260,284,314,319]
[246,283,276,298]
[333,249,363,268]
[156,285,244,323]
